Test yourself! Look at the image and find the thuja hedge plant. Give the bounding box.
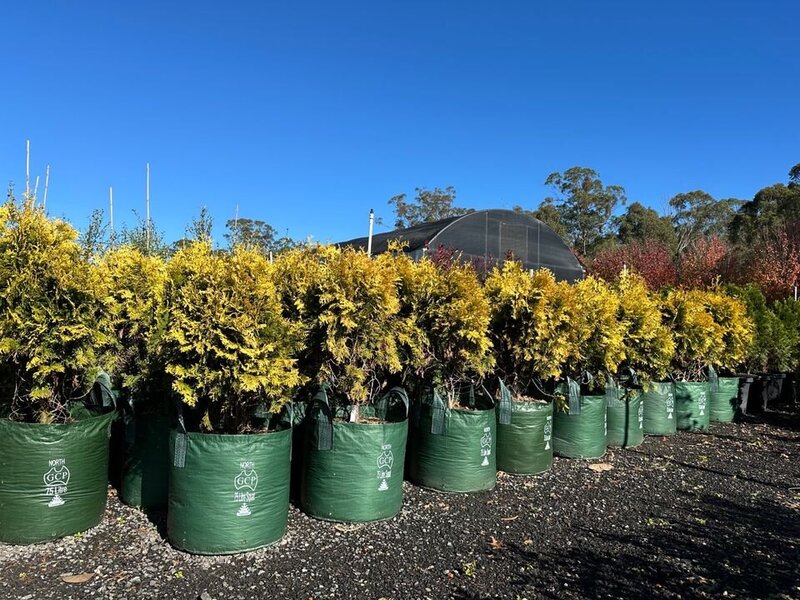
[97,246,170,508]
[608,271,675,447]
[0,199,116,544]
[397,251,497,493]
[162,242,302,554]
[273,246,415,523]
[661,288,753,431]
[703,289,754,422]
[484,262,576,474]
[551,276,626,459]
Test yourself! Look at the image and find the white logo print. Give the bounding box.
[44,458,70,508]
[666,393,675,420]
[234,461,258,517]
[698,392,707,416]
[480,427,492,466]
[377,444,394,492]
[543,416,553,450]
[638,401,644,430]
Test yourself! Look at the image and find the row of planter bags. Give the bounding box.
[0,376,743,553]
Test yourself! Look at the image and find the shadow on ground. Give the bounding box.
[455,492,799,600]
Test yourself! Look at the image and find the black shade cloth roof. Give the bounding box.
[338,209,584,282]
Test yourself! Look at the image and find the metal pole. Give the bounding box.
[367,209,375,257]
[33,175,40,199]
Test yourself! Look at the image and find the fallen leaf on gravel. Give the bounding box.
[589,463,613,472]
[61,573,94,584]
[500,515,518,521]
[523,538,534,545]
[334,523,365,533]
[488,536,506,550]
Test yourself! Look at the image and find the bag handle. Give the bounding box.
[497,378,513,425]
[430,388,447,435]
[310,386,334,451]
[375,386,410,421]
[708,365,719,393]
[173,398,188,469]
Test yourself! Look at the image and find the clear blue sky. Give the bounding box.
[2,1,797,245]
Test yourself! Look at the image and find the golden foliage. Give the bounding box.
[613,270,675,384]
[484,262,577,396]
[163,242,302,431]
[0,199,110,422]
[395,254,493,406]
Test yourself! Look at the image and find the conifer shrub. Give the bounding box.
[484,261,577,398]
[613,270,674,386]
[97,246,169,411]
[661,289,723,381]
[563,276,626,394]
[274,245,416,418]
[162,242,301,433]
[0,199,110,423]
[395,252,493,408]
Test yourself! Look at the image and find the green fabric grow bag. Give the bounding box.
[642,382,676,436]
[301,388,409,522]
[0,412,114,544]
[167,427,291,555]
[675,381,710,432]
[552,395,607,459]
[120,415,170,509]
[407,387,496,493]
[495,383,553,475]
[606,391,644,448]
[710,377,739,423]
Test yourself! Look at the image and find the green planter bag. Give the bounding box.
[301,387,409,523]
[0,410,115,544]
[407,384,496,493]
[675,381,709,432]
[552,384,607,459]
[710,377,739,423]
[642,382,676,436]
[120,414,170,509]
[167,422,292,555]
[606,390,644,448]
[495,380,553,475]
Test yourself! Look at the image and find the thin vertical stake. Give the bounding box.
[25,140,30,199]
[33,175,40,199]
[43,165,50,209]
[146,163,151,252]
[367,208,375,257]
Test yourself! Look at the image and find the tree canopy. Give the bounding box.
[540,167,627,257]
[387,186,471,229]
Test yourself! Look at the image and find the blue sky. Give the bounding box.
[2,1,797,245]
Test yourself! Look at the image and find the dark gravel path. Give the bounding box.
[1,410,798,600]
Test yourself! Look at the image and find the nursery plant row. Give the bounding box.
[0,198,791,555]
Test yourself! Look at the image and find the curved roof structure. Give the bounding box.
[339,209,584,282]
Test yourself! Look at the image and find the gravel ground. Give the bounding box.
[1,409,798,600]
